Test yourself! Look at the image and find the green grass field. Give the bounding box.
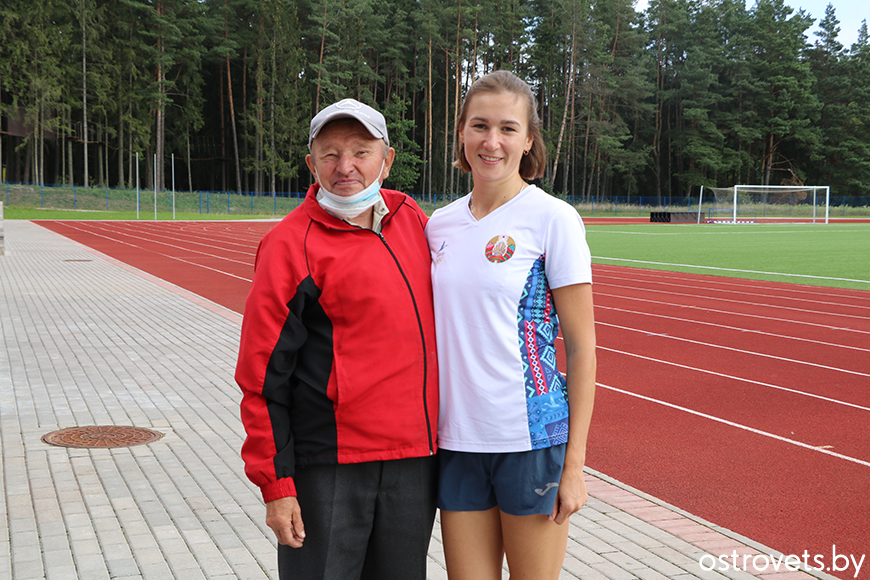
[586,223,870,291]
[1,183,304,218]
[3,206,280,221]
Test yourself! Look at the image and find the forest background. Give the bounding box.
[1,0,869,204]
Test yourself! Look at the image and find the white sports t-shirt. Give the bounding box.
[426,185,592,453]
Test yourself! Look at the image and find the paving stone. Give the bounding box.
[0,221,841,580]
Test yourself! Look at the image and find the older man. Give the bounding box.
[235,99,438,579]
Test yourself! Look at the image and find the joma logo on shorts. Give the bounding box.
[534,482,559,496]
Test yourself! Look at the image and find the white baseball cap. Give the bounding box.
[308,98,389,147]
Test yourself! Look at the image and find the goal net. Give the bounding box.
[699,185,831,223]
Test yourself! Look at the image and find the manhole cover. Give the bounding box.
[42,426,163,448]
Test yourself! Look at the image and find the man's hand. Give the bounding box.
[266,496,306,547]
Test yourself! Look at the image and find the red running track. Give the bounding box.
[37,220,870,579]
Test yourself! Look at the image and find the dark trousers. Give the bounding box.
[278,455,438,580]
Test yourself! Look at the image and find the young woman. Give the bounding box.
[426,70,597,580]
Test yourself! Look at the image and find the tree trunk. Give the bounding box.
[450,0,462,197]
[155,1,166,191]
[270,25,277,198]
[226,54,242,194]
[564,80,576,197]
[96,125,104,186]
[652,5,665,203]
[581,92,592,199]
[127,88,133,188]
[243,44,249,193]
[68,108,75,185]
[427,36,433,203]
[118,107,125,187]
[443,48,450,197]
[184,134,191,191]
[255,47,263,195]
[38,100,44,186]
[0,87,3,183]
[551,23,577,190]
[82,0,88,188]
[60,105,66,185]
[220,66,227,191]
[315,3,328,111]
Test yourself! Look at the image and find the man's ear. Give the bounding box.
[381,147,396,182]
[305,154,318,183]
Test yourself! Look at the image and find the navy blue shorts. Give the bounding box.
[437,444,567,516]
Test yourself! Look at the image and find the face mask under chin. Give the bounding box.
[315,162,385,220]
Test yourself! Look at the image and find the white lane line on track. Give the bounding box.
[594,292,870,335]
[600,282,870,322]
[589,227,870,236]
[51,223,253,283]
[596,273,870,311]
[599,322,870,378]
[140,222,265,252]
[593,256,870,286]
[82,221,258,258]
[59,222,255,269]
[596,346,870,412]
[595,381,870,469]
[596,304,870,353]
[593,265,870,301]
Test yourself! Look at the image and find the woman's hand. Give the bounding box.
[549,283,596,526]
[549,464,588,524]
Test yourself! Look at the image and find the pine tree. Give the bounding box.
[671,0,737,194]
[834,20,870,195]
[582,0,652,198]
[806,4,848,189]
[383,95,423,193]
[749,0,821,186]
[246,0,307,198]
[0,0,70,185]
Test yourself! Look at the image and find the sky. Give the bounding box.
[633,0,868,49]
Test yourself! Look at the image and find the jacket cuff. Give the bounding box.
[261,478,297,503]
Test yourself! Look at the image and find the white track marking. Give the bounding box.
[87,221,258,258]
[595,304,870,353]
[596,273,870,311]
[593,265,870,301]
[597,283,870,323]
[594,381,870,469]
[599,322,870,378]
[595,345,870,412]
[55,222,255,269]
[592,256,870,286]
[589,227,870,237]
[142,221,265,251]
[47,222,253,282]
[593,291,870,336]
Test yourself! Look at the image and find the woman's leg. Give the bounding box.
[500,512,569,580]
[441,508,505,580]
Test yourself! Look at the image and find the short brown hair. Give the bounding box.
[453,70,547,180]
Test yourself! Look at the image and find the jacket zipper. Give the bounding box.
[373,229,435,455]
[321,205,435,454]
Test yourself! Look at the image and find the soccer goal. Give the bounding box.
[699,185,831,224]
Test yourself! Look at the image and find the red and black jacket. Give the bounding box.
[236,184,438,503]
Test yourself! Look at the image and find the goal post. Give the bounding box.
[700,185,831,223]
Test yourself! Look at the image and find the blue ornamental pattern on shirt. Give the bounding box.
[517,255,569,449]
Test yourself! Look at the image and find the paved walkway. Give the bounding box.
[0,220,838,580]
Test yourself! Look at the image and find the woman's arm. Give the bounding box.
[548,283,596,525]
